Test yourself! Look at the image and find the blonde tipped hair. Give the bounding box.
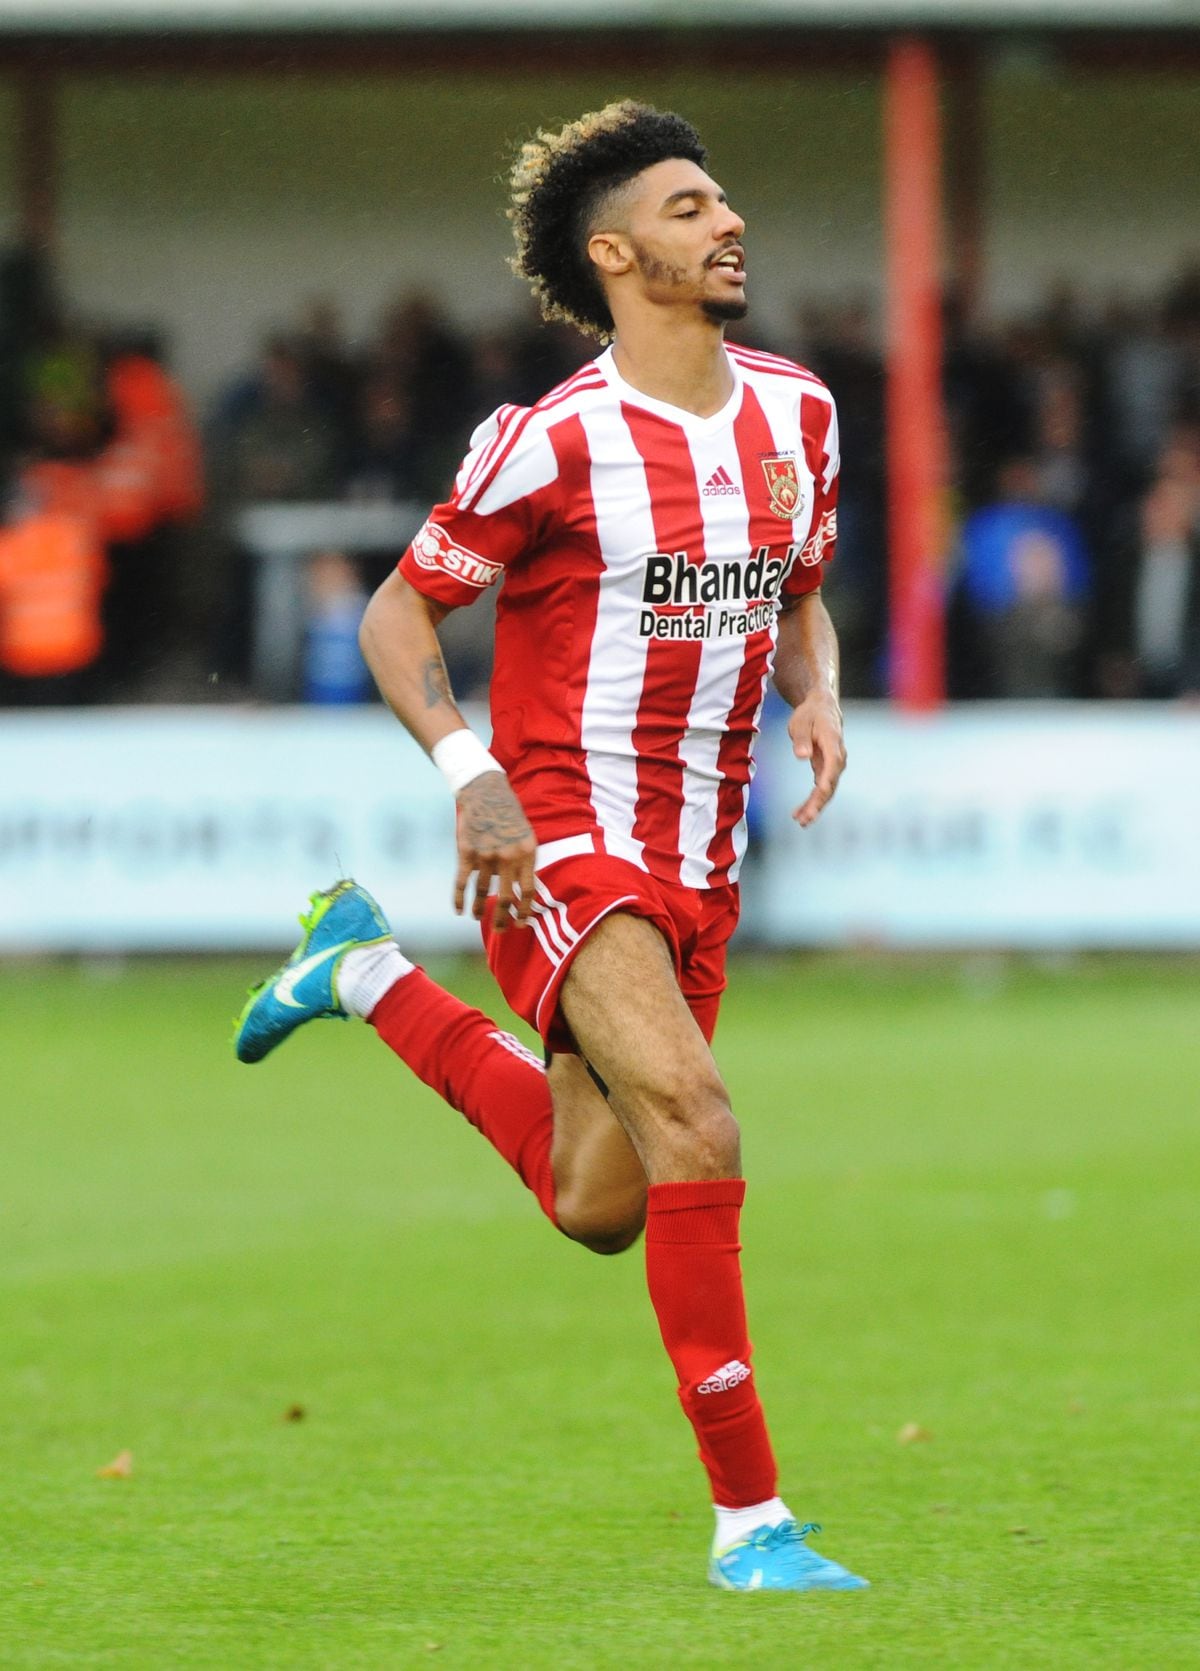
[506,100,707,339]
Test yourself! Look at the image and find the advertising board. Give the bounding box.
[754,703,1200,947]
[2,704,1197,952]
[0,708,479,952]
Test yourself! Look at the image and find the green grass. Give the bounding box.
[2,953,1198,1669]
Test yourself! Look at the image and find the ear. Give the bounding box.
[587,230,633,280]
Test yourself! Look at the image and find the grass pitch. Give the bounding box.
[2,952,1198,1669]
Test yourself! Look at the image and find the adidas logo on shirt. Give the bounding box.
[697,1359,752,1395]
[702,466,741,497]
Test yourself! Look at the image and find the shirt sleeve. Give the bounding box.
[399,405,558,610]
[782,389,840,600]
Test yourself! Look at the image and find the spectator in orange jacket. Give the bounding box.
[14,337,204,696]
[0,508,107,704]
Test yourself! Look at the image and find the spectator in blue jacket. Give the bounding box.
[950,455,1092,698]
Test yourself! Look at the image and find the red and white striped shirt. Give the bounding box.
[399,342,839,888]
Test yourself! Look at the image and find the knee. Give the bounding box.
[575,1220,645,1257]
[652,1078,741,1177]
[557,1193,646,1257]
[693,1100,741,1175]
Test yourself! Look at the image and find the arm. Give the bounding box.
[359,568,536,930]
[773,589,847,827]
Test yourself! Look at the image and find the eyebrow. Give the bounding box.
[661,187,727,209]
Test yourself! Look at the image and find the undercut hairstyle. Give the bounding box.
[508,100,707,340]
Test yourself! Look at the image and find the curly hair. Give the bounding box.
[508,100,707,341]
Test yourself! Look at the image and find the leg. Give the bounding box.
[558,911,739,1183]
[235,879,646,1252]
[235,881,866,1590]
[547,1053,646,1254]
[558,911,775,1513]
[363,905,723,1248]
[366,961,647,1254]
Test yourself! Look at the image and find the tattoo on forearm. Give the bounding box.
[421,656,453,710]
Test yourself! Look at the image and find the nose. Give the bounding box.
[716,200,745,242]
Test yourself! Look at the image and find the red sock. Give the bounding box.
[644,1179,778,1508]
[368,969,557,1225]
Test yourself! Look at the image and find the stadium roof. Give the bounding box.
[0,0,1196,32]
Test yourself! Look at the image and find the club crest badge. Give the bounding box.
[761,453,802,520]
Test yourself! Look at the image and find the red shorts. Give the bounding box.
[482,835,740,1054]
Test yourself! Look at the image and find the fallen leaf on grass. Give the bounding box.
[96,1450,133,1478]
[897,1422,933,1444]
[282,1404,306,1423]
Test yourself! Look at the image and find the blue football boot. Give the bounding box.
[708,1520,869,1593]
[234,880,392,1064]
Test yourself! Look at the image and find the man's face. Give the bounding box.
[604,157,748,324]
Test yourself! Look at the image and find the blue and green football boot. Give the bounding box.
[709,1520,869,1593]
[233,880,392,1064]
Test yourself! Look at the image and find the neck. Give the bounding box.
[610,311,734,418]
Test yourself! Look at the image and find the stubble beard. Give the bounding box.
[630,239,749,325]
[630,241,689,288]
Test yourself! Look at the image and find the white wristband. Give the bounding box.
[431,728,502,796]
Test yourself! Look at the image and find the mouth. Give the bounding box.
[708,245,746,281]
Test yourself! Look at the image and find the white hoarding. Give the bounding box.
[2,704,1198,953]
[755,703,1200,947]
[0,707,481,953]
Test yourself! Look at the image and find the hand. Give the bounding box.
[454,771,537,932]
[787,692,846,827]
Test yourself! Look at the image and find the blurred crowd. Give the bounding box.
[2,240,1199,707]
[0,248,203,704]
[203,295,589,702]
[803,269,1200,702]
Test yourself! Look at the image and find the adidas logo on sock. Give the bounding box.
[702,466,740,497]
[697,1359,752,1395]
[487,1029,547,1073]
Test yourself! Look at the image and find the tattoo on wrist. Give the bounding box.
[422,657,453,710]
